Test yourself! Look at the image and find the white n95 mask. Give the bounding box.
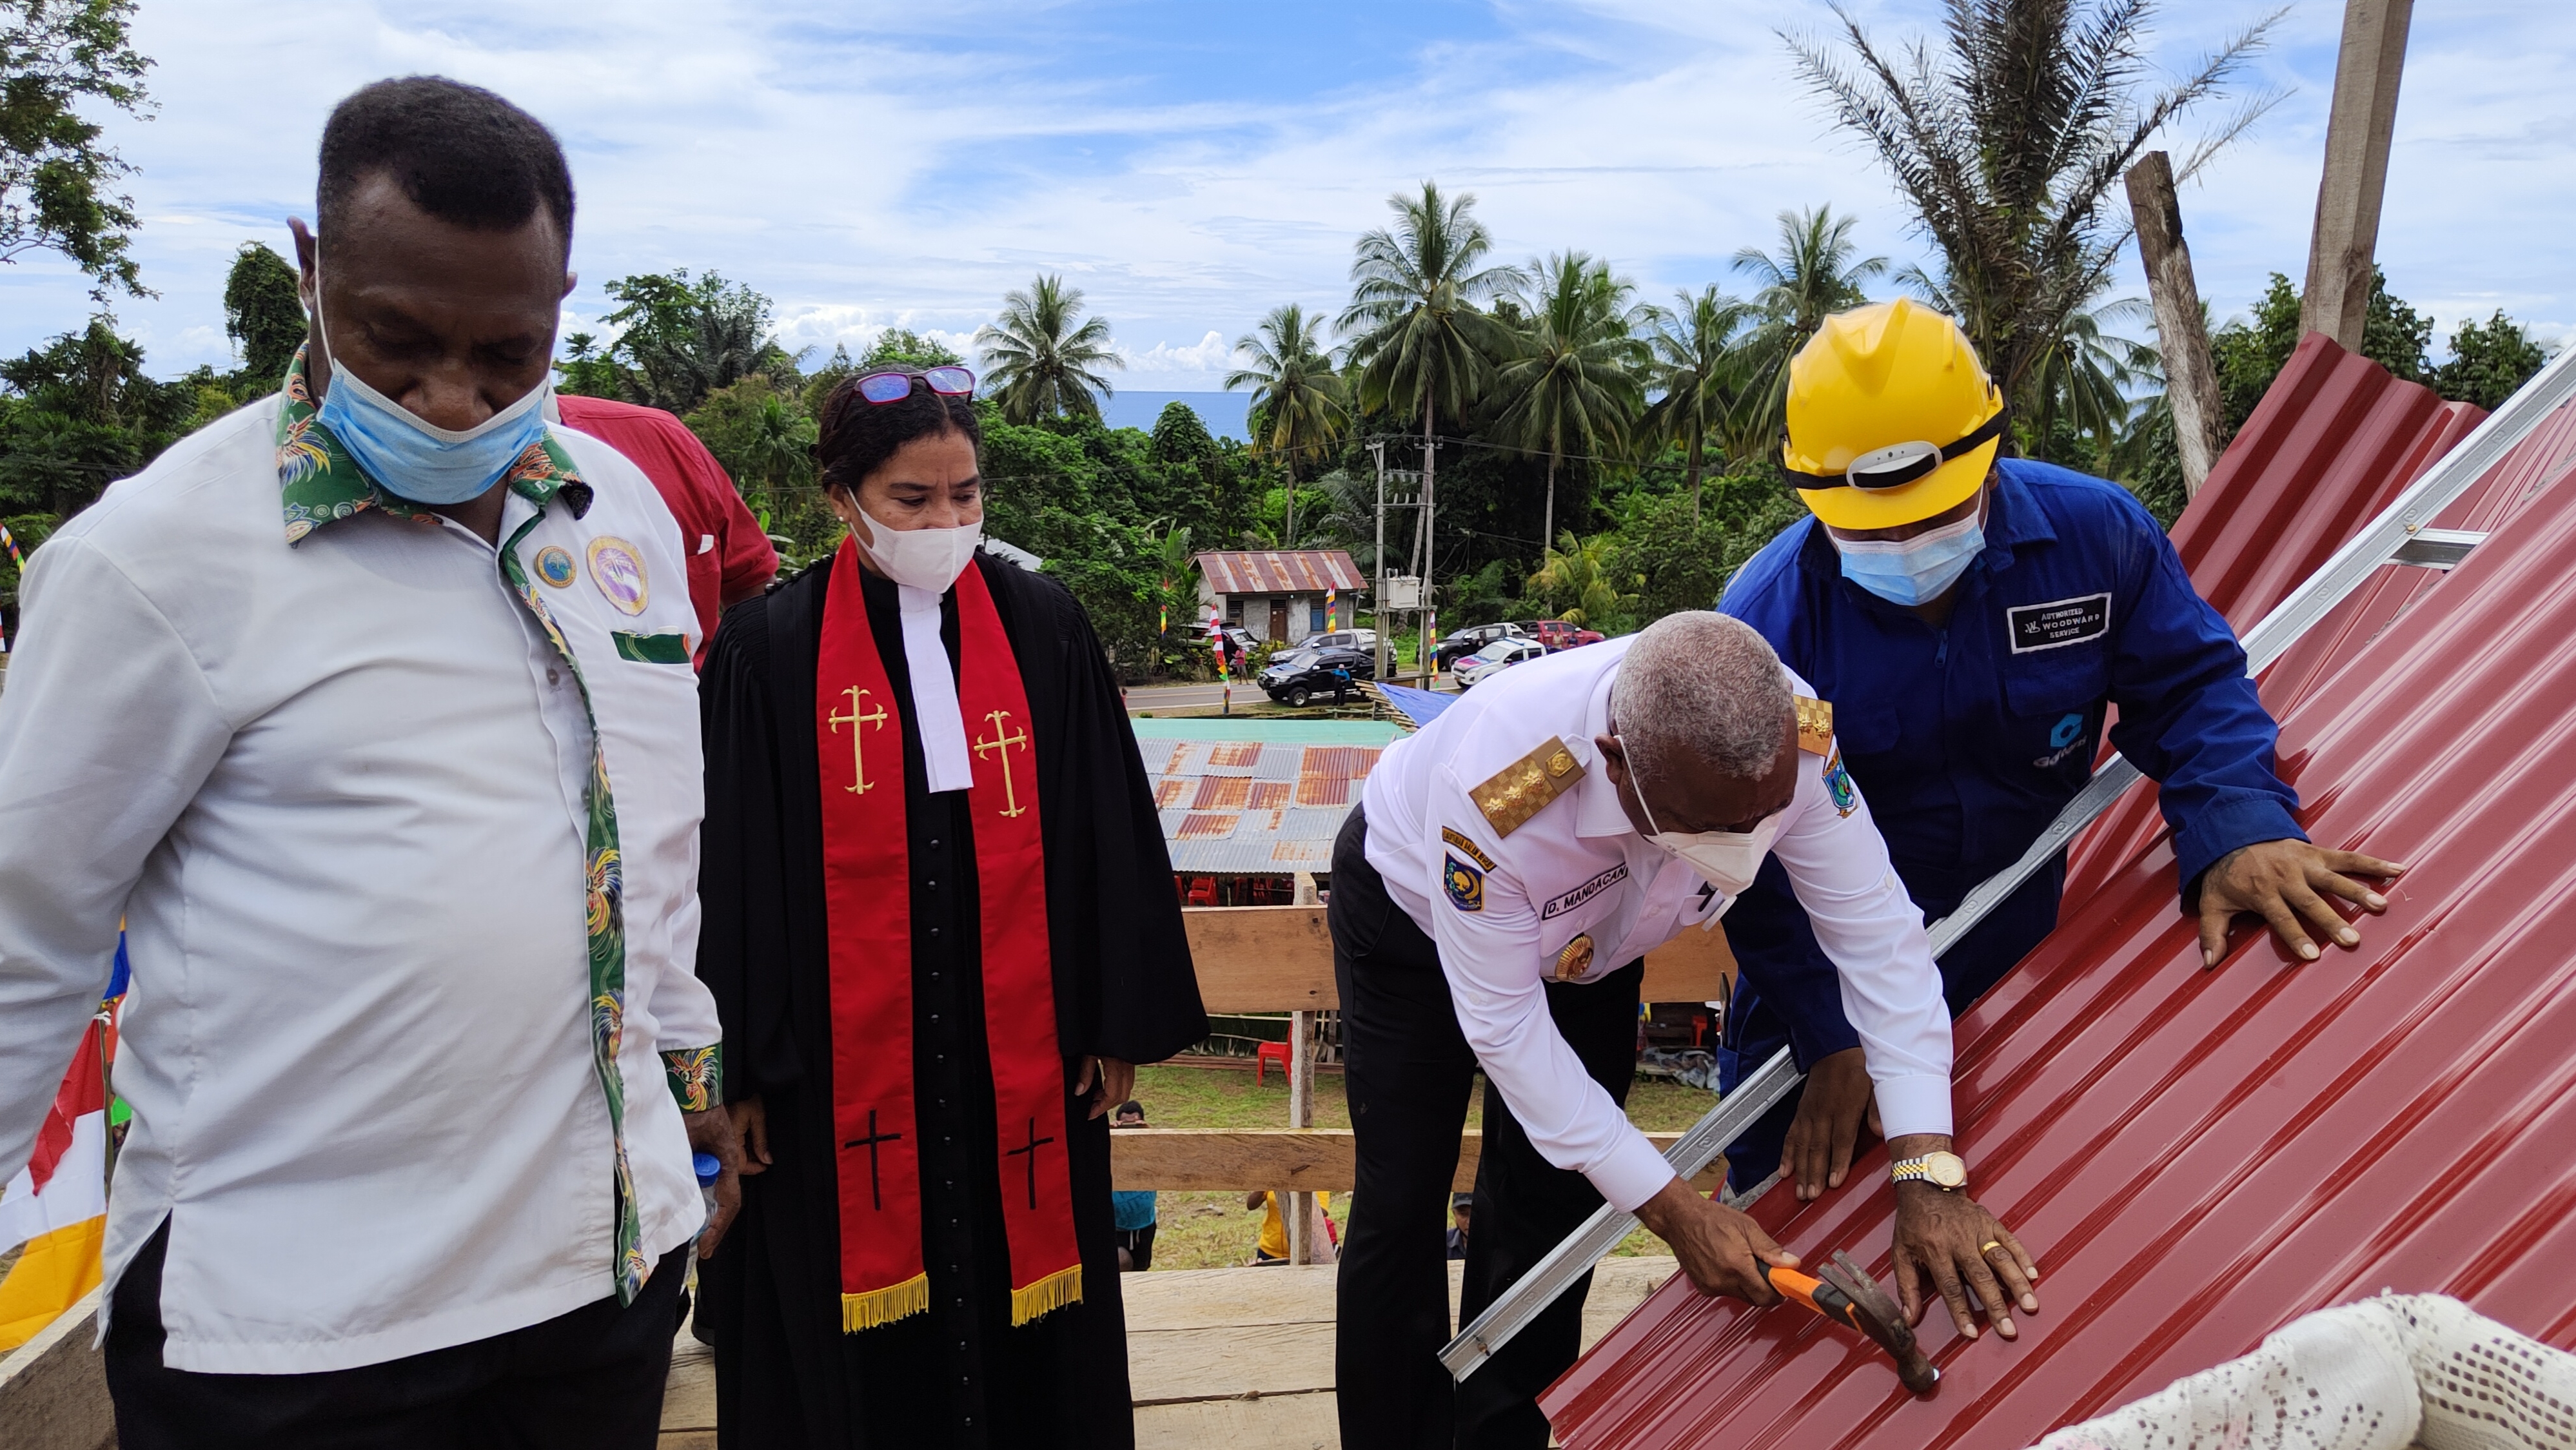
[1628,745,1786,897]
[854,514,982,593]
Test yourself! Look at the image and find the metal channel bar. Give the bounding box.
[1438,346,2576,1384]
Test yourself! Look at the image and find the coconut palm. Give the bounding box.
[1339,182,1522,597]
[1226,304,1346,545]
[975,273,1124,424]
[1636,286,1762,522]
[1786,0,2277,412]
[2018,295,2159,461]
[1524,531,1640,630]
[1492,253,1645,551]
[1731,206,1889,437]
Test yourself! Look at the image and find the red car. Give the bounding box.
[1511,619,1606,652]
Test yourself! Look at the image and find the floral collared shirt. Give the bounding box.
[273,348,719,1303]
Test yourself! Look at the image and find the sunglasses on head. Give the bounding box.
[852,366,976,405]
[1783,407,2008,491]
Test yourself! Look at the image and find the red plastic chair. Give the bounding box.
[1187,876,1219,907]
[1255,1039,1290,1085]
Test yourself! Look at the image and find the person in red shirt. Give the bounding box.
[553,395,778,661]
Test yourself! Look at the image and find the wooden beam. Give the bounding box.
[2126,151,2225,496]
[2302,0,2414,349]
[1110,1128,1725,1195]
[1182,903,1736,1017]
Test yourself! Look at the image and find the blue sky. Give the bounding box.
[6,1,2572,391]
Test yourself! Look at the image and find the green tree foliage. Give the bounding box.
[1789,0,2276,422]
[861,328,963,371]
[1,0,153,299]
[221,240,304,386]
[1732,206,1887,434]
[1493,253,1644,551]
[555,331,620,398]
[975,274,1121,424]
[2432,311,2552,411]
[2018,297,2156,463]
[1524,530,1639,629]
[600,269,786,413]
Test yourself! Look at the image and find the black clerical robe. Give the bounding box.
[696,552,1206,1450]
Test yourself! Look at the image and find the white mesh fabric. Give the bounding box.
[2030,1298,2421,1450]
[2030,1295,2576,1449]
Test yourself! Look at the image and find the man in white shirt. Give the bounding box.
[0,77,737,1446]
[1332,612,2035,1449]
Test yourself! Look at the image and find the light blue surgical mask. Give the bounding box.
[1831,500,1987,607]
[312,267,551,505]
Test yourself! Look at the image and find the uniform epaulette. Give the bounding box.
[1795,696,1833,755]
[1470,737,1586,839]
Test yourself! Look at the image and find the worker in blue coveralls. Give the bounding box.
[1715,299,2408,1202]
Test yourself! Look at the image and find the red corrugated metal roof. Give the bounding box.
[1194,550,1368,596]
[1541,348,2576,1449]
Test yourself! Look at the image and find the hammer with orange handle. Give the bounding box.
[1761,1251,1939,1394]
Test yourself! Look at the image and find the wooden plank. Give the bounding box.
[1111,1128,1722,1194]
[1184,906,1335,1013]
[1185,903,1734,1015]
[2127,150,2226,498]
[2302,0,2414,349]
[1121,1264,1339,1332]
[1134,1392,1338,1450]
[1128,1320,1338,1404]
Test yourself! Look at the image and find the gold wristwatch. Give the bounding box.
[1890,1151,1967,1191]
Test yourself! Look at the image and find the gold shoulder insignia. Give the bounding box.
[1471,737,1586,839]
[1795,696,1834,756]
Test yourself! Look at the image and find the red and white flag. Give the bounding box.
[0,1018,109,1349]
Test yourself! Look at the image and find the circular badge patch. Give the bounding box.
[535,545,577,588]
[585,536,649,616]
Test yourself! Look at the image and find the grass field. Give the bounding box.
[1123,1063,1715,1270]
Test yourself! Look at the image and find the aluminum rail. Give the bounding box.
[1439,343,2576,1385]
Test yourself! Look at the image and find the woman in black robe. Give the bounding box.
[694,367,1205,1449]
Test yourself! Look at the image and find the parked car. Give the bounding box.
[1455,636,1548,687]
[1303,627,1377,653]
[1511,618,1606,652]
[1204,625,1258,675]
[1259,645,1377,707]
[1433,622,1527,670]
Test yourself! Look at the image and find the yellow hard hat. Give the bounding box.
[1781,297,2007,530]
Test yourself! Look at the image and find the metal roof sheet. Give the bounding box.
[1193,550,1368,596]
[1149,735,1383,876]
[1542,344,2576,1449]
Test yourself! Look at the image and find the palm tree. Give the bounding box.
[1732,206,1889,436]
[1636,286,1760,522]
[1339,182,1522,619]
[1524,531,1640,629]
[1492,253,1645,551]
[1786,0,2277,413]
[1225,304,1346,546]
[975,274,1124,424]
[2018,295,2159,462]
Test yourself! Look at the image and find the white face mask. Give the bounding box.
[850,509,982,593]
[1627,746,1785,898]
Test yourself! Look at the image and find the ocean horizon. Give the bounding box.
[1097,389,1252,442]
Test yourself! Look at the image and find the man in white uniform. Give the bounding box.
[1331,612,2035,1449]
[0,78,737,1446]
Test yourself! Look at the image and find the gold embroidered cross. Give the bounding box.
[829,686,888,794]
[974,708,1030,818]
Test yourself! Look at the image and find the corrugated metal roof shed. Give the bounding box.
[1150,729,1384,875]
[1541,347,2576,1449]
[1193,549,1368,596]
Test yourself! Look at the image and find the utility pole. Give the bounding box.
[2302,0,2414,349]
[2126,150,2225,496]
[1419,433,1438,687]
[1369,441,1390,682]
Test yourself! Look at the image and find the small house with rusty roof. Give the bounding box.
[1194,550,1368,645]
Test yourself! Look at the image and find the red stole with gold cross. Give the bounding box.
[814,537,1081,1332]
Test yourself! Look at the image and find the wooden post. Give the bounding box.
[2126,151,2225,496]
[1287,872,1318,1264]
[2302,0,2414,349]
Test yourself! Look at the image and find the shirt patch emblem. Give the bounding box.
[1555,934,1595,982]
[1470,737,1587,839]
[1822,749,1858,818]
[2007,592,2110,653]
[587,536,649,616]
[1441,827,1497,872]
[1541,862,1628,920]
[1444,854,1486,913]
[1794,696,1834,754]
[535,545,577,588]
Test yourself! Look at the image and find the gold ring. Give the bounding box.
[1980,1240,2003,1256]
